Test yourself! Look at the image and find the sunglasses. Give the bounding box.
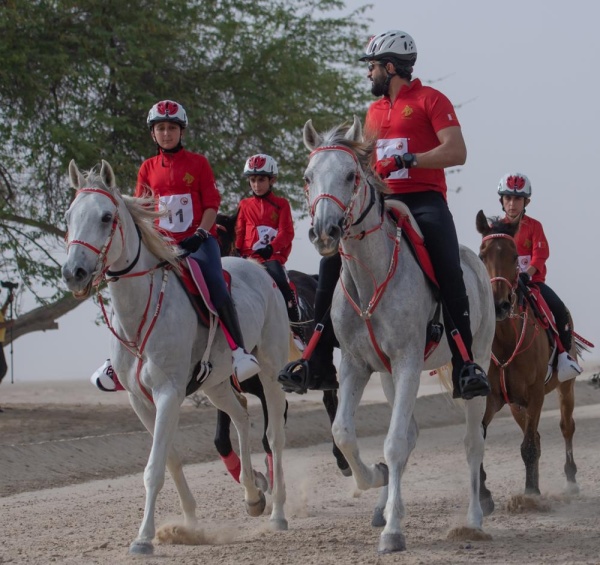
[367,61,385,72]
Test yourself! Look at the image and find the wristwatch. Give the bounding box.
[401,152,418,169]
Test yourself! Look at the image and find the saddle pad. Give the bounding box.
[180,258,232,317]
[385,202,439,288]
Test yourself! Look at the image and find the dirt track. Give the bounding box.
[1,378,600,564]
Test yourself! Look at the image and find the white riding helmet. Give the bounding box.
[359,30,417,64]
[147,100,188,129]
[243,154,278,177]
[497,173,532,198]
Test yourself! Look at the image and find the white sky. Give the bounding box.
[5,0,599,383]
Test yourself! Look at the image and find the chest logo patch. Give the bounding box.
[183,172,194,185]
[402,105,413,117]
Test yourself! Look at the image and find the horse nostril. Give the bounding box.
[328,225,342,239]
[75,267,88,282]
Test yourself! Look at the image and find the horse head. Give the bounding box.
[476,209,520,320]
[62,160,126,299]
[303,116,379,256]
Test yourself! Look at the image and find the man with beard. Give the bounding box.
[362,30,489,399]
[279,30,490,400]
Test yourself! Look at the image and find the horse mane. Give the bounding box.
[81,167,181,269]
[318,123,389,194]
[486,215,520,238]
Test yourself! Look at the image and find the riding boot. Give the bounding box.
[283,288,306,345]
[445,296,490,400]
[556,324,582,382]
[217,296,260,382]
[307,287,338,391]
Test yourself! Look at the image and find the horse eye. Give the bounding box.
[346,171,355,183]
[101,212,113,223]
[303,176,310,185]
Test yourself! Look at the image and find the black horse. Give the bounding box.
[213,212,349,481]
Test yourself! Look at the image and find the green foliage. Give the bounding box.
[0,0,371,321]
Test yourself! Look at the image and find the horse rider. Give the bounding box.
[498,172,582,381]
[280,29,491,400]
[136,99,260,382]
[235,154,304,342]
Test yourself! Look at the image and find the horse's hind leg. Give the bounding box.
[323,390,351,476]
[558,379,578,494]
[214,409,242,482]
[128,389,194,554]
[205,383,266,518]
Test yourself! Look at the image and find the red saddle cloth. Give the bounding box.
[524,283,557,334]
[178,258,232,326]
[387,208,439,288]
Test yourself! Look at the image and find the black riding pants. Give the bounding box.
[264,260,294,306]
[536,282,572,350]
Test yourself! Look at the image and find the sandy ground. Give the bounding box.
[1,372,600,564]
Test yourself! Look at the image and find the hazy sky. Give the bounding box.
[5,0,599,383]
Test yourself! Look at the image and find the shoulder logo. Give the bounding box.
[402,105,413,117]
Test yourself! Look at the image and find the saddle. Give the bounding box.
[385,200,443,360]
[176,257,233,395]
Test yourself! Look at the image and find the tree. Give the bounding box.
[0,0,371,343]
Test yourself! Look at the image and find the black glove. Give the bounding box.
[179,228,209,253]
[518,271,531,286]
[255,244,273,260]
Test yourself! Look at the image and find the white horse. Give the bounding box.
[303,118,495,553]
[62,160,289,555]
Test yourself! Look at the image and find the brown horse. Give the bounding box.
[476,210,580,512]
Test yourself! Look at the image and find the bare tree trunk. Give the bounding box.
[4,294,85,344]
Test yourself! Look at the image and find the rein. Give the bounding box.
[68,186,170,404]
[481,232,540,403]
[307,144,400,372]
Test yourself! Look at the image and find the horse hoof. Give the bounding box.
[375,462,389,486]
[246,491,266,517]
[129,540,153,555]
[270,518,288,531]
[378,532,406,553]
[254,470,269,494]
[481,495,495,516]
[371,507,386,528]
[565,481,580,496]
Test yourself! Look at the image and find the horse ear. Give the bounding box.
[100,160,116,189]
[346,115,363,142]
[68,159,84,190]
[303,119,321,151]
[475,210,491,235]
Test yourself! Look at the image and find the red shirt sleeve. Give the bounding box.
[270,199,294,254]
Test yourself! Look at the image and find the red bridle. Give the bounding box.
[480,233,520,293]
[66,187,124,285]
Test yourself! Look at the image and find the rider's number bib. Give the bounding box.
[158,194,194,233]
[252,225,278,251]
[376,137,409,180]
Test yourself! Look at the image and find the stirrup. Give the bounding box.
[457,362,490,400]
[231,347,260,382]
[278,358,311,395]
[557,352,582,383]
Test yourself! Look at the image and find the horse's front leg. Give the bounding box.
[378,362,421,554]
[331,357,386,490]
[128,386,186,555]
[259,376,288,530]
[322,390,351,476]
[462,396,487,529]
[510,402,542,495]
[206,383,265,518]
